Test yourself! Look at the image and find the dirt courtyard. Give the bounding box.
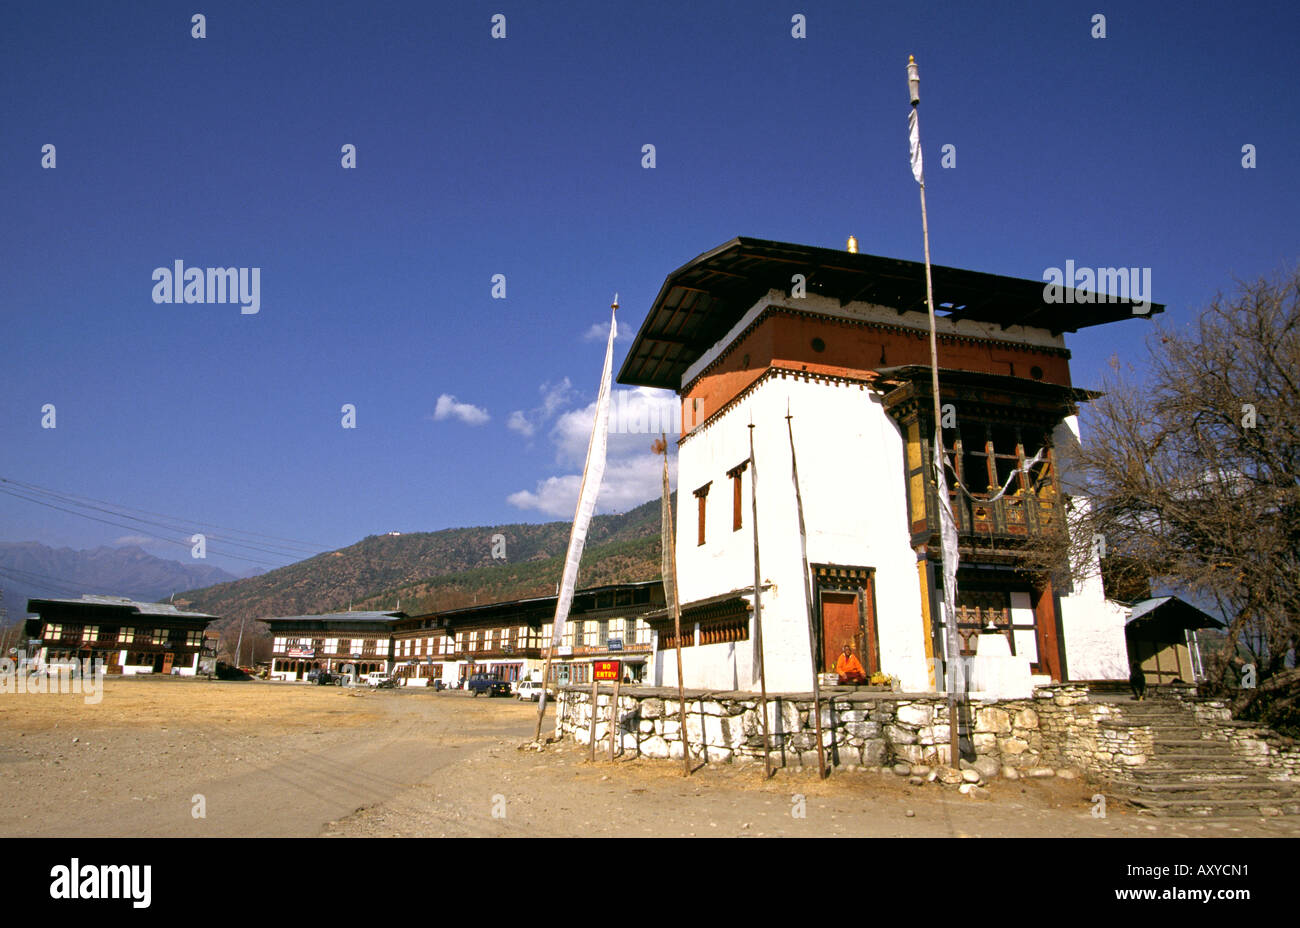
[1,678,1296,838]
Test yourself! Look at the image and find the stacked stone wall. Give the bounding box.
[555,683,1296,784]
[1179,696,1300,779]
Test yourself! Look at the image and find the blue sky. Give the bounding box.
[1,0,1296,575]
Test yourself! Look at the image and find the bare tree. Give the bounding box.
[1059,265,1300,698]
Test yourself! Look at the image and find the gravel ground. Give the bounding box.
[3,678,1297,838]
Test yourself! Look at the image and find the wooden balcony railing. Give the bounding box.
[949,491,1061,538]
[46,638,196,651]
[923,482,1064,546]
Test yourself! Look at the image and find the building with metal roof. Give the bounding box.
[391,580,664,689]
[621,236,1160,710]
[24,594,220,676]
[619,237,1163,391]
[265,610,407,680]
[1125,596,1226,686]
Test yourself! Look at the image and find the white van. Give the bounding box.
[516,680,546,701]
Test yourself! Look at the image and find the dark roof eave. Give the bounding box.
[619,237,1165,391]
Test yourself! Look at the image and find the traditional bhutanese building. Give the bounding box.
[397,580,663,689]
[266,610,405,680]
[24,595,219,676]
[618,237,1163,694]
[263,582,664,687]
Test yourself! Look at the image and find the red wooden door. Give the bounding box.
[821,592,861,672]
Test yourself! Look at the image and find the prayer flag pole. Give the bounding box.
[747,421,775,779]
[655,434,692,776]
[908,55,963,769]
[786,406,828,778]
[533,294,618,744]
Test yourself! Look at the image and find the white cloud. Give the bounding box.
[506,475,580,517]
[582,320,627,342]
[507,387,680,517]
[506,410,535,437]
[507,378,575,439]
[551,402,600,467]
[432,393,490,426]
[113,534,157,547]
[539,378,575,416]
[550,387,680,466]
[507,452,673,518]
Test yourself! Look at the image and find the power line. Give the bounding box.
[0,476,331,550]
[0,485,284,568]
[0,476,331,556]
[0,565,87,598]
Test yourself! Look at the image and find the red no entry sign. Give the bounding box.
[593,660,621,681]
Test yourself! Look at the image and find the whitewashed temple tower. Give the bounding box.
[617,238,1161,693]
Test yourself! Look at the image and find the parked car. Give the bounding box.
[364,672,397,689]
[467,674,512,697]
[516,680,548,702]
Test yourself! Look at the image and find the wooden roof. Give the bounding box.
[618,237,1164,390]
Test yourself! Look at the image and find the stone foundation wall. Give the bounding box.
[1033,685,1155,777]
[556,683,1147,782]
[557,683,1300,788]
[1181,697,1300,780]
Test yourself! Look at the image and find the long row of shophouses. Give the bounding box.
[265,580,705,688]
[18,581,681,688]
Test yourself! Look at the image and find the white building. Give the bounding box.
[619,238,1161,694]
[266,611,403,680]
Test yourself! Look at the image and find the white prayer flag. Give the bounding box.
[909,108,925,185]
[934,428,960,661]
[550,307,616,646]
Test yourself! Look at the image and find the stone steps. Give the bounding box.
[1122,796,1300,818]
[1147,751,1245,764]
[1106,718,1199,730]
[1149,738,1239,752]
[1133,764,1274,774]
[1099,697,1299,817]
[1110,779,1300,799]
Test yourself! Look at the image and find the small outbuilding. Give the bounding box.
[1124,596,1225,686]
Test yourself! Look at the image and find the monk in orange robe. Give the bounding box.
[835,644,867,684]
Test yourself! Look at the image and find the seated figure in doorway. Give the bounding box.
[835,643,867,685]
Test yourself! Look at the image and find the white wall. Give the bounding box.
[1051,417,1130,681]
[673,373,930,692]
[668,301,1129,693]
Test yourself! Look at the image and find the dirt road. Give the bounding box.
[0,678,533,837]
[2,679,1297,838]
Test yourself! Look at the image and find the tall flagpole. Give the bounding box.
[786,405,827,778]
[654,434,692,777]
[909,55,963,770]
[747,420,775,780]
[533,293,619,744]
